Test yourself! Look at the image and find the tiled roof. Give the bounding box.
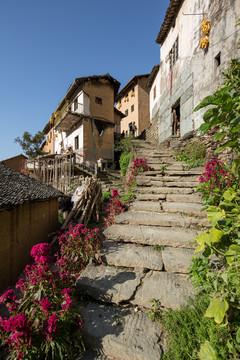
[156,0,183,45]
[55,73,121,113]
[0,163,64,210]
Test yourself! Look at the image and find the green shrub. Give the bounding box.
[175,141,206,169]
[151,294,236,360]
[119,153,130,176]
[102,191,112,202]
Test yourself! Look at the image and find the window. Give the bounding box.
[215,52,221,67]
[153,85,156,100]
[95,97,102,105]
[75,135,79,150]
[125,109,128,116]
[131,105,134,112]
[169,37,179,70]
[74,98,78,111]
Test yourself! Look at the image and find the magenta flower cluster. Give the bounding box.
[104,189,125,228]
[199,159,235,192]
[127,157,150,188]
[56,223,102,284]
[0,239,86,359]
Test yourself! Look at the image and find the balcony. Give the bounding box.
[55,94,90,132]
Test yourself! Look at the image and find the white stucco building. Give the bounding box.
[151,0,240,143]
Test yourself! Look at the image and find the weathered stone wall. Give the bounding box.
[154,0,240,144]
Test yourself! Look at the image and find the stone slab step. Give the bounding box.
[136,193,166,201]
[104,224,197,248]
[80,302,163,360]
[132,271,194,309]
[166,168,204,176]
[162,247,194,273]
[130,201,162,212]
[162,202,205,216]
[115,210,209,228]
[137,175,200,182]
[101,241,163,271]
[142,170,202,176]
[162,181,198,188]
[166,193,202,204]
[135,186,194,194]
[76,264,144,304]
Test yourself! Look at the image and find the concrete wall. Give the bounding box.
[155,0,240,143]
[0,199,59,291]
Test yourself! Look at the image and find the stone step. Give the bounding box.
[101,241,194,274]
[76,263,144,304]
[141,169,203,177]
[137,175,200,182]
[101,241,163,271]
[135,186,194,194]
[80,301,163,360]
[136,193,166,201]
[115,210,209,228]
[77,265,193,310]
[166,193,202,204]
[104,224,197,248]
[132,271,194,309]
[130,201,162,212]
[162,202,205,216]
[136,179,198,188]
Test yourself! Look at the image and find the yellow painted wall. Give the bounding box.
[43,128,55,154]
[0,199,58,291]
[116,78,149,136]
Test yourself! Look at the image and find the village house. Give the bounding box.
[0,163,63,291]
[115,74,150,137]
[151,0,240,143]
[42,74,120,167]
[1,154,28,173]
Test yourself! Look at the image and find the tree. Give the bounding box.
[15,131,45,158]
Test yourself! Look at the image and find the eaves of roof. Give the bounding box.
[114,107,126,118]
[156,0,184,45]
[55,74,121,112]
[146,65,160,89]
[115,74,150,102]
[0,163,64,211]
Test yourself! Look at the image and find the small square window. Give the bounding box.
[125,109,128,116]
[95,97,102,105]
[131,105,134,112]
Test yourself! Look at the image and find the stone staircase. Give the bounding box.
[75,141,207,360]
[98,170,126,195]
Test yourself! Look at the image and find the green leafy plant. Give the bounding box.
[119,153,130,176]
[15,131,45,159]
[152,294,235,360]
[175,141,206,169]
[102,191,112,202]
[194,58,240,160]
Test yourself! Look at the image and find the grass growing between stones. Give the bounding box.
[149,294,235,360]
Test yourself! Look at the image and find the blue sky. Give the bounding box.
[0,0,169,161]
